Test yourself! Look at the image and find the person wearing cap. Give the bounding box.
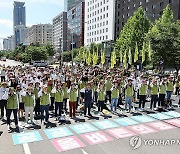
[97,83,106,112]
[158,79,166,109]
[150,80,159,110]
[51,83,64,118]
[84,82,93,117]
[23,87,35,125]
[105,76,112,104]
[68,83,78,118]
[138,80,148,111]
[111,81,119,112]
[166,77,174,107]
[62,82,68,112]
[6,87,19,131]
[34,81,41,117]
[0,82,8,120]
[38,85,51,124]
[124,78,134,113]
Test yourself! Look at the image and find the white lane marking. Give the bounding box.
[23,143,31,154]
[82,149,88,154]
[19,121,32,154]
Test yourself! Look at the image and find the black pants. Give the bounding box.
[139,95,146,108]
[175,87,179,95]
[118,94,123,106]
[1,76,5,82]
[6,109,18,125]
[150,95,158,109]
[0,100,7,117]
[105,91,111,103]
[84,101,91,115]
[63,98,68,110]
[34,98,40,115]
[98,100,104,112]
[50,97,55,110]
[55,102,63,117]
[158,94,165,107]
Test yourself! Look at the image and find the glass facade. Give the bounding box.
[13,1,26,46]
[65,0,83,11]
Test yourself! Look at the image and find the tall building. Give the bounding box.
[52,12,67,52]
[115,0,180,39]
[13,1,26,46]
[3,36,15,51]
[26,24,53,45]
[64,0,83,11]
[67,1,85,50]
[84,0,116,45]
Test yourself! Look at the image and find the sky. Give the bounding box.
[0,0,65,49]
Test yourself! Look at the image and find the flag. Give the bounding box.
[123,50,127,69]
[82,49,86,62]
[128,48,132,65]
[148,41,152,61]
[142,42,146,63]
[101,50,105,65]
[120,49,123,63]
[134,42,139,63]
[87,51,91,66]
[111,48,116,68]
[93,47,98,66]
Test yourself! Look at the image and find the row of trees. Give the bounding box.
[1,43,55,63]
[70,5,179,72]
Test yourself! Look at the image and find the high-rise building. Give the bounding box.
[67,1,85,50]
[64,0,83,11]
[84,0,116,45]
[115,0,180,39]
[3,36,15,51]
[13,1,26,46]
[52,12,67,52]
[26,24,52,45]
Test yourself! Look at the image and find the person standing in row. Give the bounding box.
[68,84,77,118]
[138,80,148,111]
[6,87,19,131]
[34,81,41,117]
[0,82,8,120]
[62,82,68,112]
[150,80,158,110]
[111,81,119,112]
[105,76,112,104]
[97,83,105,112]
[166,77,174,107]
[158,79,166,109]
[84,83,93,117]
[23,87,35,125]
[125,79,134,113]
[39,85,50,124]
[52,83,64,118]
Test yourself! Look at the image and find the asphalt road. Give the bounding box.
[0,96,180,154]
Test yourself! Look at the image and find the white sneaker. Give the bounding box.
[7,125,10,131]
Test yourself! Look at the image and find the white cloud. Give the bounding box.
[0,19,13,28]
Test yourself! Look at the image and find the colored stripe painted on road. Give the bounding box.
[51,136,85,152]
[113,117,139,126]
[69,123,98,134]
[130,115,157,123]
[127,124,158,135]
[148,113,173,120]
[162,111,180,118]
[164,118,180,127]
[80,131,113,145]
[44,127,73,139]
[106,127,136,139]
[92,120,119,130]
[146,121,176,131]
[12,131,43,145]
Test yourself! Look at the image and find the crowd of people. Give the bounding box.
[0,64,179,131]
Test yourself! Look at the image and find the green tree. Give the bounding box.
[146,5,180,74]
[116,7,152,62]
[45,44,55,56]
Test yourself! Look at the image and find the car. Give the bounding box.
[32,61,48,67]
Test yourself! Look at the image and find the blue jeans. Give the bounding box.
[111,98,118,111]
[125,97,132,111]
[166,91,172,100]
[40,105,49,122]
